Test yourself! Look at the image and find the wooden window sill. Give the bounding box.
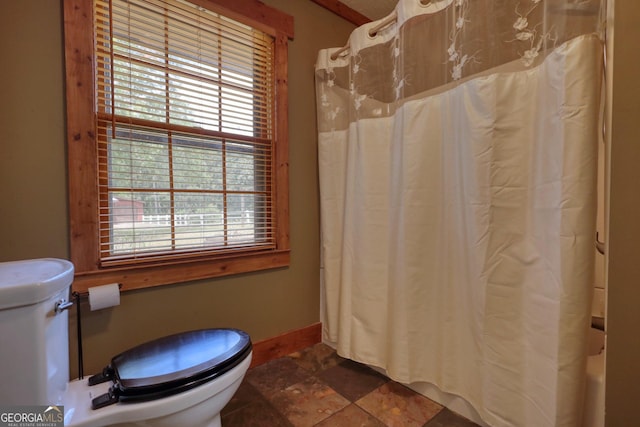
[72,249,290,294]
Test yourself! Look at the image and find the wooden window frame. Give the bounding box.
[63,0,293,293]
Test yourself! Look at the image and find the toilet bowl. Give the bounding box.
[0,258,251,427]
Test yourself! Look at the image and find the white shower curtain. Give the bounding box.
[316,1,604,426]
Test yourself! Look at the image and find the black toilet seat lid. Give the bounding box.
[106,328,251,403]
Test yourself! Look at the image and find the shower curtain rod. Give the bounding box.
[330,0,440,61]
[330,10,399,60]
[329,0,438,61]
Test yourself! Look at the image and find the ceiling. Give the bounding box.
[340,0,398,21]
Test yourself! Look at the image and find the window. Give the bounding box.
[64,0,293,293]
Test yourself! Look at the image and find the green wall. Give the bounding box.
[0,0,354,377]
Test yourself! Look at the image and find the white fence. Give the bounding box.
[141,212,252,226]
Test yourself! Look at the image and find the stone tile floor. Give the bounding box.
[221,343,480,427]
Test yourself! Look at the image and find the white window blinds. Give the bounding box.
[94,0,275,265]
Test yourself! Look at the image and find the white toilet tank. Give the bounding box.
[0,258,74,406]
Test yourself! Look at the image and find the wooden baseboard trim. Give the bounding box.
[250,322,322,368]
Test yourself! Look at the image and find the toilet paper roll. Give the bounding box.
[88,283,121,311]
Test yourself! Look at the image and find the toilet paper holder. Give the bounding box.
[55,283,123,314]
[72,283,123,301]
[70,283,122,380]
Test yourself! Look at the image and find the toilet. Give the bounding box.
[0,258,252,427]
